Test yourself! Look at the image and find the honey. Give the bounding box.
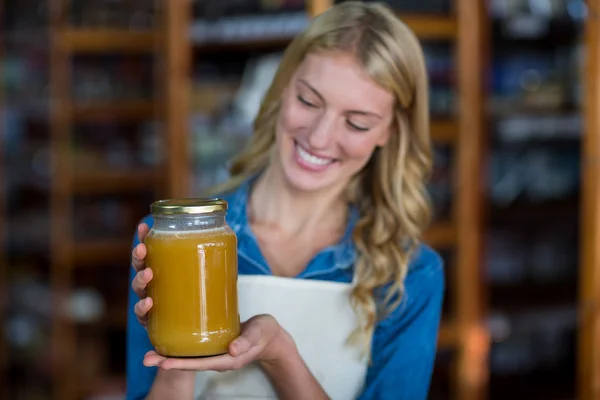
[145,199,240,357]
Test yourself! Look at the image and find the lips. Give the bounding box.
[293,141,337,171]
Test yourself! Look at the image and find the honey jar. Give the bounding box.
[145,198,240,357]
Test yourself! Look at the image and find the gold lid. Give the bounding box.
[150,198,228,215]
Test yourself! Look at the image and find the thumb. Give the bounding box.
[229,321,263,357]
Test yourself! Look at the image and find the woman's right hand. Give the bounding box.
[131,222,153,329]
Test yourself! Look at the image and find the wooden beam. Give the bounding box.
[165,0,192,198]
[454,0,489,399]
[307,0,332,18]
[400,14,457,40]
[578,1,600,399]
[0,0,9,397]
[49,1,77,399]
[438,320,458,350]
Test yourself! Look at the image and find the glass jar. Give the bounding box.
[145,198,240,357]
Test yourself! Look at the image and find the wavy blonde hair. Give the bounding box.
[208,1,433,354]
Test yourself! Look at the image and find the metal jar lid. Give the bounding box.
[150,198,228,215]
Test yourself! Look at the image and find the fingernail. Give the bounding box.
[140,270,145,278]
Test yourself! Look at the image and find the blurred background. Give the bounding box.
[0,0,599,399]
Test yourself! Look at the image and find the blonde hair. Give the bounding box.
[209,1,433,354]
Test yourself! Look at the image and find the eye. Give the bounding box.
[347,121,370,132]
[297,95,317,108]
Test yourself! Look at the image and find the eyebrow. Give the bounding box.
[297,78,383,119]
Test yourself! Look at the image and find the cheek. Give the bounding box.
[341,135,381,162]
[277,98,314,138]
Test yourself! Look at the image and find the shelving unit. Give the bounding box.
[579,1,600,399]
[48,1,164,399]
[164,0,488,399]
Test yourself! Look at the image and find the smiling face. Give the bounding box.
[272,51,396,194]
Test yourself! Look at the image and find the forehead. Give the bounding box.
[294,51,394,114]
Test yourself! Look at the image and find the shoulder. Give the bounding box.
[406,243,444,284]
[404,243,445,303]
[377,244,445,327]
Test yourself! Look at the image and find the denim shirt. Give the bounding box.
[126,179,445,400]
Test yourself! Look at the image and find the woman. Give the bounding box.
[127,2,444,399]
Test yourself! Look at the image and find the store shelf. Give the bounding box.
[71,100,155,121]
[73,170,161,194]
[431,119,458,144]
[59,29,157,53]
[72,239,132,266]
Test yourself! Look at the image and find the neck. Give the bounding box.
[249,165,348,236]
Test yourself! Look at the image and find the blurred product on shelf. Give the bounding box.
[429,145,452,221]
[72,55,154,102]
[489,147,580,205]
[2,0,47,28]
[193,0,305,19]
[489,0,588,21]
[490,306,576,375]
[191,12,309,44]
[69,0,156,29]
[423,43,456,117]
[487,228,577,287]
[72,122,162,170]
[336,0,452,13]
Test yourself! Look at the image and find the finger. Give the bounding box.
[228,315,271,357]
[157,352,245,372]
[229,328,259,357]
[134,297,153,322]
[138,223,150,243]
[143,351,167,367]
[131,243,147,272]
[132,268,153,298]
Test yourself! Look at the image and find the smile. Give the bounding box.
[293,141,337,171]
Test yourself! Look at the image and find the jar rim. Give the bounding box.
[150,198,228,215]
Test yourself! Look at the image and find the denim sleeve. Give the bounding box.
[126,215,157,400]
[357,248,445,400]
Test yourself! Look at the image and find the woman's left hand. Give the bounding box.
[143,314,292,372]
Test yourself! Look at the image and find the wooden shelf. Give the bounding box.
[73,169,161,194]
[431,119,458,144]
[59,29,157,53]
[399,14,457,40]
[194,36,294,52]
[72,239,132,266]
[71,100,155,121]
[438,321,457,349]
[424,221,456,249]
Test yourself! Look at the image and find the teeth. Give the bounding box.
[297,144,332,166]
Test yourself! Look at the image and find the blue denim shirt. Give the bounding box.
[126,179,445,400]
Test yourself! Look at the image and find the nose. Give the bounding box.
[307,113,338,150]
